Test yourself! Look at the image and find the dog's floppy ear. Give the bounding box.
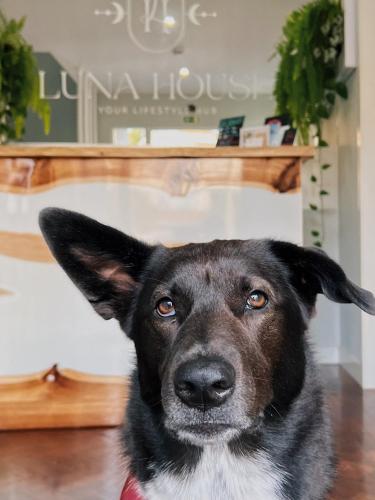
[270,241,375,316]
[39,208,155,320]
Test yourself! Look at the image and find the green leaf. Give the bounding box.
[309,203,318,211]
[319,139,329,147]
[326,92,336,105]
[313,241,323,248]
[0,9,50,140]
[336,81,348,99]
[310,175,317,182]
[311,230,320,237]
[317,105,330,119]
[320,190,329,196]
[321,163,331,170]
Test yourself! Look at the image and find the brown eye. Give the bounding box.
[156,297,176,317]
[246,290,268,310]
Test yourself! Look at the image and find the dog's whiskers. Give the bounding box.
[269,403,282,418]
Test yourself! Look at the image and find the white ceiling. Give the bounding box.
[1,0,306,93]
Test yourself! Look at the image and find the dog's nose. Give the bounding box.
[174,358,235,410]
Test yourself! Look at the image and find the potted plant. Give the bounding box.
[273,0,347,247]
[0,10,50,144]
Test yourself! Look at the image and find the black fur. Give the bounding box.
[39,208,375,500]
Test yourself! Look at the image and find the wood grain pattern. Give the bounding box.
[0,428,125,500]
[0,367,373,499]
[0,231,185,262]
[0,145,315,159]
[0,230,53,262]
[0,156,302,195]
[0,365,127,430]
[327,366,375,500]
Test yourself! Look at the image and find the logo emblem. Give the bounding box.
[94,1,217,54]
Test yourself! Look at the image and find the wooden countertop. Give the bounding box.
[0,145,315,159]
[0,145,313,196]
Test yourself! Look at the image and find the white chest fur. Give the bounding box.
[142,446,287,500]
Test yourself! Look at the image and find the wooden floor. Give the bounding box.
[0,366,374,500]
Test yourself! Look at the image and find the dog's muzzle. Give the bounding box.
[173,357,235,410]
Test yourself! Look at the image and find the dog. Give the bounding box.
[39,208,375,500]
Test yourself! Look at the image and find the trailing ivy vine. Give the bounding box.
[0,10,50,143]
[273,0,347,247]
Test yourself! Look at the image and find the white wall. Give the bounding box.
[357,0,375,388]
[323,73,362,381]
[322,0,375,388]
[302,149,340,364]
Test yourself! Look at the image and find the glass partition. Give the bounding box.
[1,0,306,145]
[0,1,307,379]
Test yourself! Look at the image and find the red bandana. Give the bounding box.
[120,474,144,500]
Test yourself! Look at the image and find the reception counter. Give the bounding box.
[0,145,314,380]
[0,145,313,195]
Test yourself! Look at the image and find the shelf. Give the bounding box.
[0,145,315,159]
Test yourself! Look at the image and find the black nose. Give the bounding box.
[174,357,235,410]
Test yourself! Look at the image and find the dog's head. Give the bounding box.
[39,208,375,446]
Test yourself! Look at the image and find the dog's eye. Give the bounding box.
[156,297,176,317]
[246,290,268,310]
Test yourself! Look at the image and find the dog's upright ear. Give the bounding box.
[39,208,155,321]
[270,241,375,316]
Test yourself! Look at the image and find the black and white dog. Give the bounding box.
[39,208,375,500]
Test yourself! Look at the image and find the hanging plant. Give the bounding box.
[0,10,50,144]
[273,0,346,247]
